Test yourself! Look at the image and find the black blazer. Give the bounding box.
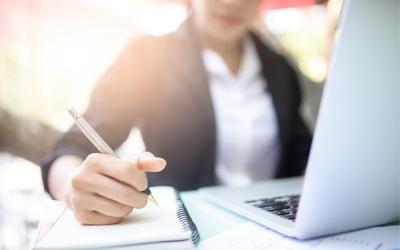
[42,19,312,192]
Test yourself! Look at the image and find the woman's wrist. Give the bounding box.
[48,155,83,204]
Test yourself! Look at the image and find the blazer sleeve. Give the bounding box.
[41,38,154,194]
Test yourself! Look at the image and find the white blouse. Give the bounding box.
[202,37,281,186]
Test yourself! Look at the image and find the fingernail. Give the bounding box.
[140,155,156,161]
[156,157,167,167]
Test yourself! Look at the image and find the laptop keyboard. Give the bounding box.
[245,195,300,221]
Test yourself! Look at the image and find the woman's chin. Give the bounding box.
[211,28,247,43]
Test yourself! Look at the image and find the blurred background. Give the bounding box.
[0,0,342,249]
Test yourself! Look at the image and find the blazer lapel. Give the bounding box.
[251,33,291,175]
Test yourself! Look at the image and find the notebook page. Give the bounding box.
[199,222,399,250]
[35,187,191,250]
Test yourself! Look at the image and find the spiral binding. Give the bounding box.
[176,195,201,246]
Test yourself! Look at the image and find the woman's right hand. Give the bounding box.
[66,152,166,225]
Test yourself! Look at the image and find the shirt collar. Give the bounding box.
[202,35,261,84]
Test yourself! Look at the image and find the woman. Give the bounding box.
[42,0,311,225]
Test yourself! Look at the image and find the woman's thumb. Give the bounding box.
[136,152,166,172]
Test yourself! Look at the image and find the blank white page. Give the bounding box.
[35,187,191,250]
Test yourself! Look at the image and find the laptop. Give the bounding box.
[199,0,399,240]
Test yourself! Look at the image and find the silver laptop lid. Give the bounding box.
[295,0,399,239]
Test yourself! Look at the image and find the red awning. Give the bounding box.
[260,0,317,11]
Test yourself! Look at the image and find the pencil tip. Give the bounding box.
[148,194,159,207]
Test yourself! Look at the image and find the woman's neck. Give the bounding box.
[199,33,245,75]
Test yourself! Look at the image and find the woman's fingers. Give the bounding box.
[73,191,133,218]
[88,174,148,209]
[87,154,149,191]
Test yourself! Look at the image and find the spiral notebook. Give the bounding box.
[34,187,200,250]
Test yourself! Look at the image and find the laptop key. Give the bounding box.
[244,200,259,203]
[272,209,292,216]
[262,205,290,212]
